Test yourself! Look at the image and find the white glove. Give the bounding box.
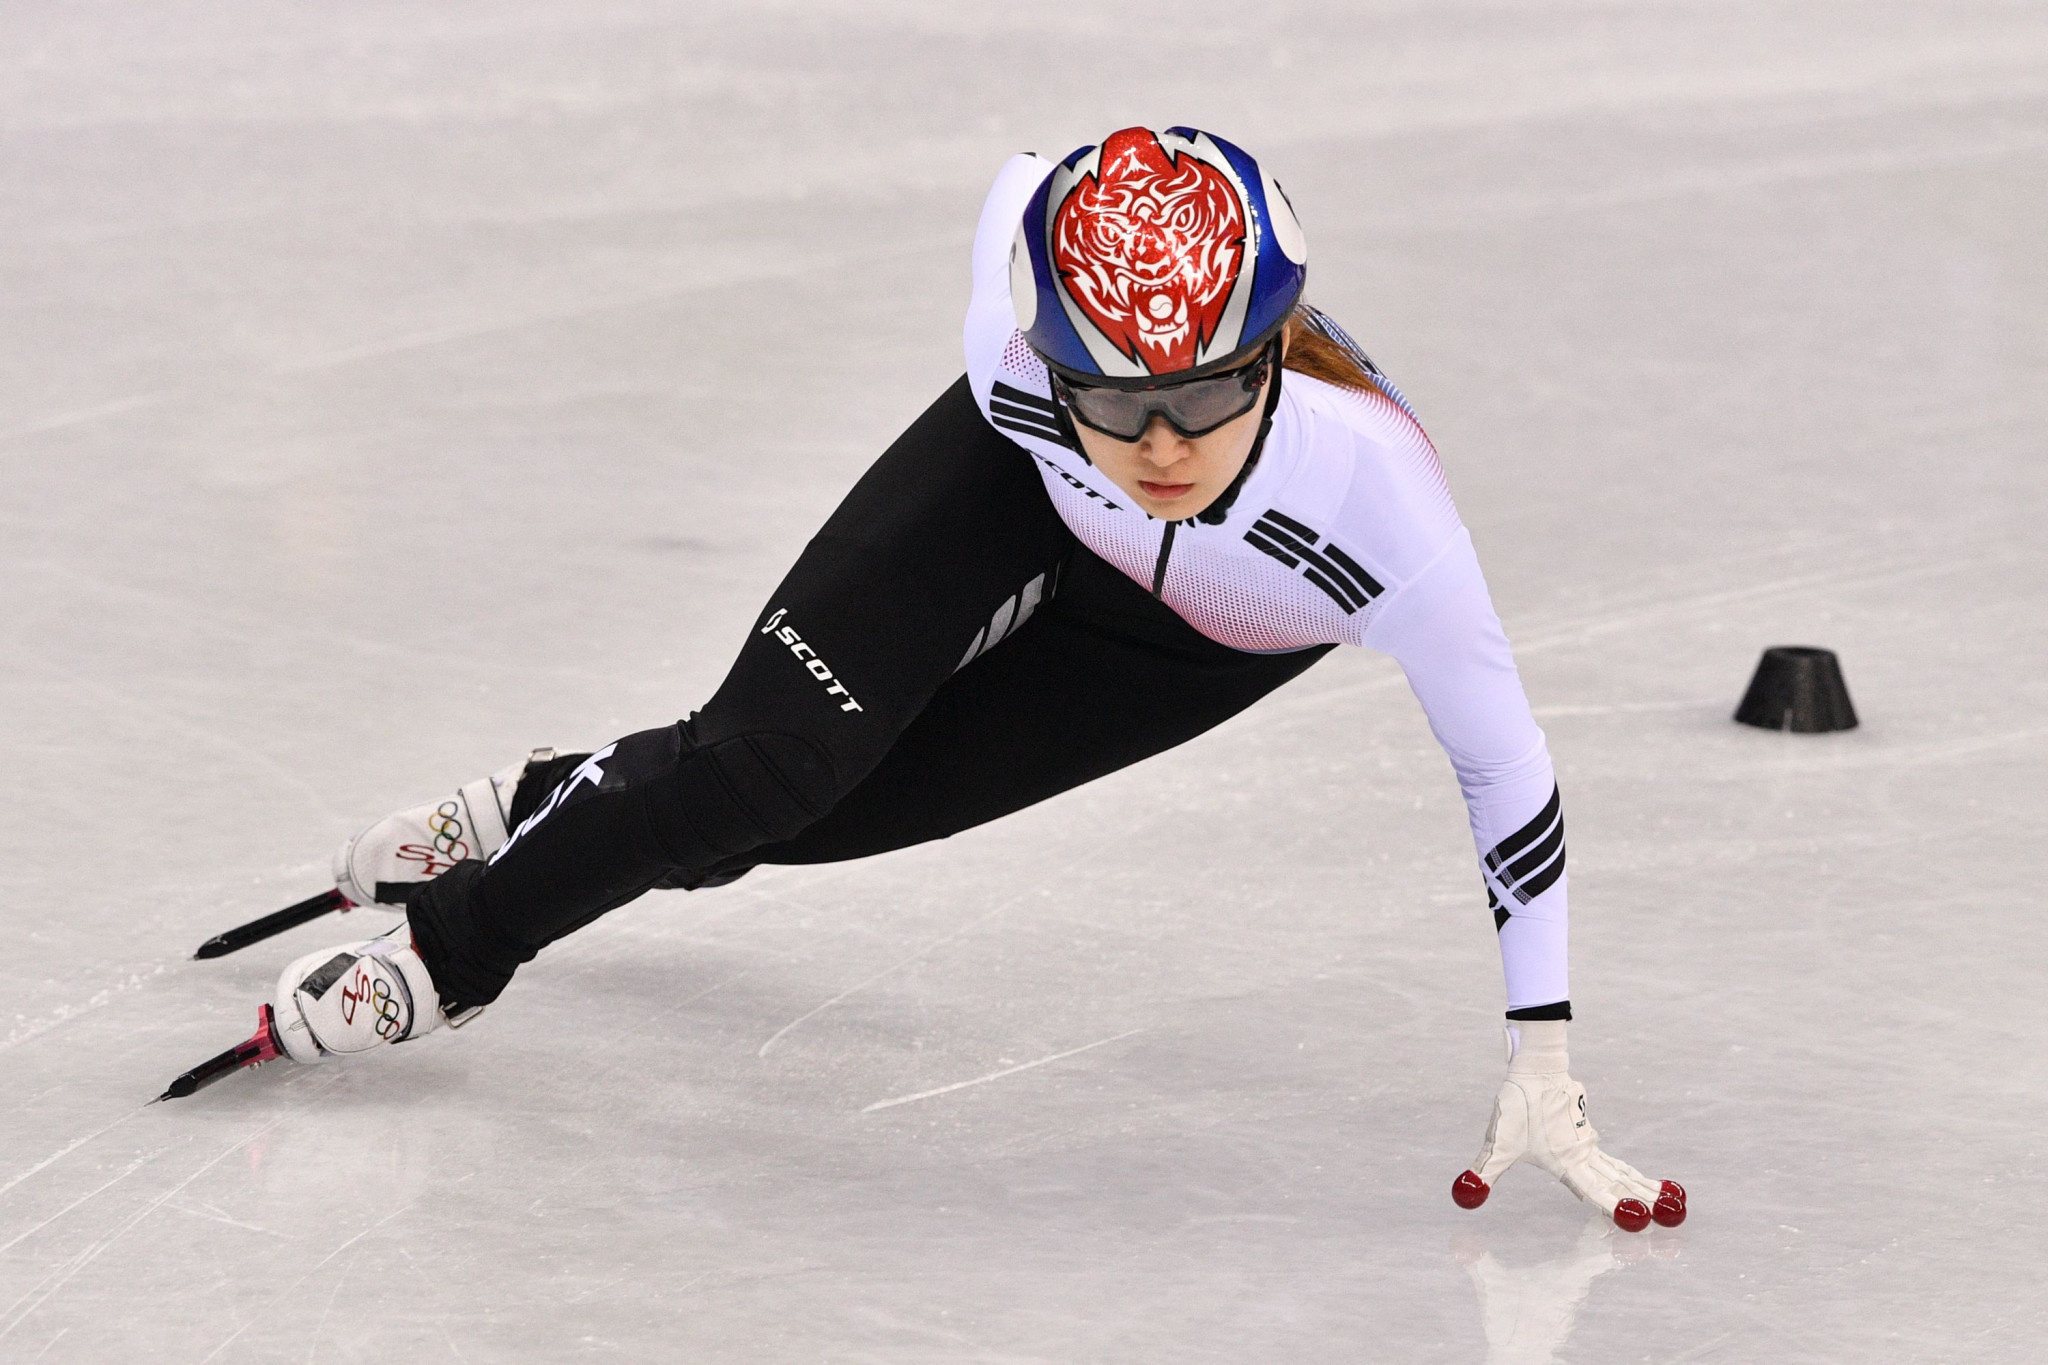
[1452,1020,1686,1232]
[331,750,554,908]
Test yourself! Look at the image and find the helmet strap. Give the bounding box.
[1193,338,1285,526]
[1050,391,1092,466]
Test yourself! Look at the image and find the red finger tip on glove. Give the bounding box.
[1453,1170,1687,1229]
[1653,1180,1687,1228]
[1617,1180,1687,1233]
[1612,1198,1652,1232]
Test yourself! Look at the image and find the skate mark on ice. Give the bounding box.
[21,555,608,692]
[0,1107,300,1344]
[0,1104,151,1202]
[164,1197,284,1238]
[197,1322,251,1364]
[561,1269,651,1305]
[1380,130,2048,238]
[195,1200,417,1365]
[0,1146,174,1255]
[547,884,882,1003]
[303,1215,384,1364]
[755,896,1029,1058]
[662,897,881,1002]
[276,237,951,374]
[1243,545,2003,736]
[439,1318,473,1363]
[753,832,1139,1058]
[1815,723,2048,770]
[528,884,880,1100]
[1659,1331,1736,1363]
[0,391,166,446]
[861,1028,1147,1113]
[1703,722,2048,784]
[1512,551,2001,656]
[0,965,168,1056]
[1532,699,1707,719]
[19,652,347,826]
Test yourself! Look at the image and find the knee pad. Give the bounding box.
[495,724,838,871]
[662,730,839,859]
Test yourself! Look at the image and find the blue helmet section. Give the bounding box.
[1013,126,1308,383]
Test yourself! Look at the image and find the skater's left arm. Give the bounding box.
[1362,527,1568,1018]
[1365,530,1685,1230]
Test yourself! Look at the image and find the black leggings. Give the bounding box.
[409,377,1331,1008]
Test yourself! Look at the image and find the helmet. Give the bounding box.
[1012,126,1308,386]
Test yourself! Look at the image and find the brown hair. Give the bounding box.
[1280,303,1386,402]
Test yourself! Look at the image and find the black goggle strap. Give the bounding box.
[1193,344,1286,526]
[1047,383,1091,464]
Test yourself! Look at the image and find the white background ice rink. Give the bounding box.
[4,2,2045,1360]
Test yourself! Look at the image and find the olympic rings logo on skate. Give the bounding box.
[393,802,471,877]
[426,801,470,857]
[340,967,406,1040]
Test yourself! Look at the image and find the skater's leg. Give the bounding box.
[408,377,1073,1008]
[733,547,1334,867]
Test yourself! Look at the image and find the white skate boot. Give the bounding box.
[331,749,558,909]
[271,931,452,1063]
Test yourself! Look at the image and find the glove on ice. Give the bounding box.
[1453,1021,1685,1231]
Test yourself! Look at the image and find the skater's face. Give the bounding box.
[1069,335,1281,520]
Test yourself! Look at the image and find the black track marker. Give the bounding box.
[193,888,349,960]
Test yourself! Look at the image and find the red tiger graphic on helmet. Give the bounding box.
[1051,128,1248,374]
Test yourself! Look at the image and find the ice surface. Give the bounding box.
[4,2,2046,1360]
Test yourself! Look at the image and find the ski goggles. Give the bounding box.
[1051,342,1276,442]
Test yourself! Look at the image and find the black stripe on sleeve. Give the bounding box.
[988,381,1072,449]
[1485,784,1562,872]
[1512,842,1566,903]
[1502,816,1565,890]
[1483,783,1567,906]
[991,380,1059,416]
[990,411,1066,440]
[990,397,1060,427]
[990,411,1071,449]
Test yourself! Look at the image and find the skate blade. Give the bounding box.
[194,889,350,960]
[158,1004,286,1101]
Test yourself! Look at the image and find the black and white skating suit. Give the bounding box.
[405,157,1570,1021]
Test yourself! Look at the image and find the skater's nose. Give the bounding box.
[1134,417,1194,465]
